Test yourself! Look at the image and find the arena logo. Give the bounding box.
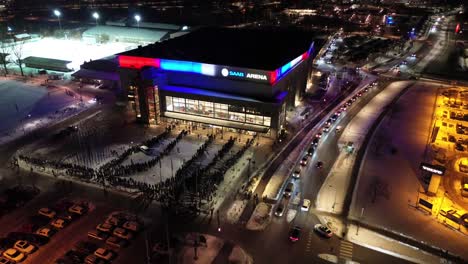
[221,68,267,81]
[221,68,244,77]
[246,73,267,80]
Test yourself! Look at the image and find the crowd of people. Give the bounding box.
[99,128,171,174]
[196,135,257,205]
[18,155,95,180]
[17,127,258,214]
[98,130,186,177]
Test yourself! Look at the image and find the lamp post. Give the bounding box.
[134,14,141,28]
[92,12,99,26]
[54,9,62,31]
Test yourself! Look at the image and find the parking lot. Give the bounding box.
[0,179,152,264]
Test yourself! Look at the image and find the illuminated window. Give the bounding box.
[186,99,200,114]
[264,117,271,127]
[173,97,185,112]
[166,96,173,111]
[230,112,245,122]
[200,101,214,117]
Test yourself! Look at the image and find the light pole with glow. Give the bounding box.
[134,14,141,28]
[93,12,99,26]
[54,9,62,31]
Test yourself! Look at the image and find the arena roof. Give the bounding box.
[119,27,318,71]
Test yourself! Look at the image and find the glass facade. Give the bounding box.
[165,96,271,127]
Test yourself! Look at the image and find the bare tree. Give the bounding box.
[0,33,11,76]
[11,40,25,77]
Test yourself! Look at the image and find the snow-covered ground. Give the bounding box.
[123,135,222,185]
[10,37,135,71]
[0,79,90,144]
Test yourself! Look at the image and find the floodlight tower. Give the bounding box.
[93,12,99,26]
[134,14,141,28]
[54,9,62,31]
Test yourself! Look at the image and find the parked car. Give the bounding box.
[50,218,67,229]
[35,227,56,238]
[314,224,333,238]
[85,254,107,264]
[2,248,26,262]
[113,228,133,240]
[122,221,140,232]
[38,208,56,219]
[96,223,114,233]
[13,240,35,254]
[105,216,123,226]
[106,236,129,249]
[69,204,87,216]
[289,226,301,242]
[0,256,15,264]
[94,248,116,261]
[87,231,109,241]
[301,199,311,212]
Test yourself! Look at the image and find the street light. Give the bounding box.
[134,14,141,28]
[92,12,99,26]
[54,9,62,31]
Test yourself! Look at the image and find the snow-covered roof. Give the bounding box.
[82,26,168,43]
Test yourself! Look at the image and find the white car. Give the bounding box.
[301,199,311,212]
[14,240,35,254]
[2,249,26,262]
[314,224,333,238]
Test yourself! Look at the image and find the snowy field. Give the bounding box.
[0,79,90,143]
[11,37,136,71]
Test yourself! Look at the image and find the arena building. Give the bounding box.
[117,27,320,138]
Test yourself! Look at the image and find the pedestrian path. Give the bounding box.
[339,240,353,261]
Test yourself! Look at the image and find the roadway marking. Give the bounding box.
[339,240,353,260]
[305,232,313,253]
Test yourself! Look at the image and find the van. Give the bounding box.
[284,182,294,198]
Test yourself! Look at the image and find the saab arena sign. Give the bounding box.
[221,67,268,82]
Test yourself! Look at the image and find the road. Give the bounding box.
[162,77,411,263]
